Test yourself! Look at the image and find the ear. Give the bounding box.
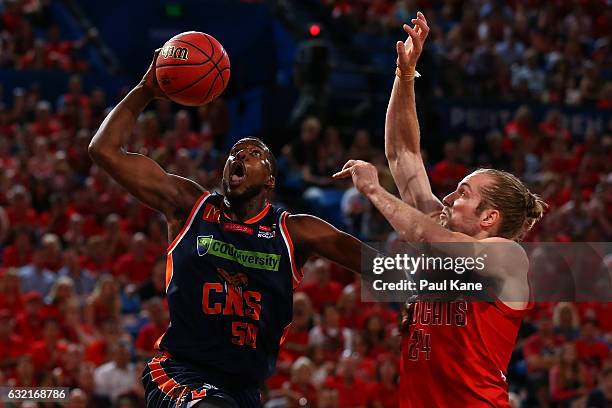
[480,208,500,229]
[266,175,276,190]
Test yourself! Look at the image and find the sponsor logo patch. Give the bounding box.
[196,236,281,271]
[223,223,253,235]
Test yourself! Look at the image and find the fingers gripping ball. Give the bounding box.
[155,31,230,106]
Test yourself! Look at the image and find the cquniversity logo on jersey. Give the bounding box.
[196,235,281,271]
[197,235,214,256]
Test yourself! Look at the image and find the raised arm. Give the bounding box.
[88,51,205,221]
[385,13,442,215]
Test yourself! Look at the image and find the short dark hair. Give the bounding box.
[231,137,277,178]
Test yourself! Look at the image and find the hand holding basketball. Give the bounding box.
[155,31,230,106]
[139,49,170,100]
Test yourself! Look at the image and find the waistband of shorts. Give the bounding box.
[159,351,262,391]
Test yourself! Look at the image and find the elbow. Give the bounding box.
[88,139,113,165]
[87,141,103,163]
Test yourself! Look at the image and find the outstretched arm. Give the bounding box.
[88,51,205,220]
[333,159,530,306]
[286,214,363,273]
[385,13,442,215]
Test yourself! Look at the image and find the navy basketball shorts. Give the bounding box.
[142,353,261,408]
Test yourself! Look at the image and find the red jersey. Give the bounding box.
[400,300,528,408]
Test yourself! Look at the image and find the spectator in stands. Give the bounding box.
[0,268,23,313]
[5,185,38,227]
[112,232,154,284]
[317,385,340,408]
[282,291,313,361]
[135,297,168,360]
[325,353,368,408]
[66,388,89,408]
[552,302,580,341]
[137,255,166,302]
[523,315,565,405]
[58,248,96,299]
[549,342,592,406]
[41,233,63,272]
[309,303,353,362]
[586,366,612,408]
[429,140,468,194]
[298,258,342,312]
[2,227,32,268]
[18,247,55,297]
[84,274,120,328]
[8,354,36,387]
[93,340,137,404]
[0,308,24,370]
[575,319,610,370]
[369,356,399,408]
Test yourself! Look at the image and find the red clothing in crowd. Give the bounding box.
[523,332,566,373]
[575,338,610,368]
[429,161,468,190]
[135,322,166,352]
[0,334,26,362]
[112,253,155,283]
[298,281,342,312]
[326,376,369,408]
[369,382,399,408]
[5,207,38,228]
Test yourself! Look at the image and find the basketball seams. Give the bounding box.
[158,33,230,105]
[165,64,217,96]
[173,38,214,62]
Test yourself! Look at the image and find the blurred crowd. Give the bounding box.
[0,0,95,71]
[321,0,612,105]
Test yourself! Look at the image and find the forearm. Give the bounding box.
[89,85,152,156]
[365,184,467,243]
[385,76,419,158]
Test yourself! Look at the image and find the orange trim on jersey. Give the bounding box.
[280,212,304,289]
[147,354,181,398]
[165,253,173,292]
[167,191,210,252]
[154,332,165,350]
[280,322,292,346]
[244,202,271,224]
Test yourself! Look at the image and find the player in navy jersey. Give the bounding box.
[89,51,368,408]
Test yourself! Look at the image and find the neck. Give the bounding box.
[223,194,268,222]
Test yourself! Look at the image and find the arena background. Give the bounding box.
[0,0,611,407]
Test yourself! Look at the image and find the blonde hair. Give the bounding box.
[473,168,548,240]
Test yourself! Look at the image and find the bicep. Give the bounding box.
[90,148,205,216]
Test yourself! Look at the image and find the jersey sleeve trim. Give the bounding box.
[167,191,210,253]
[279,211,304,289]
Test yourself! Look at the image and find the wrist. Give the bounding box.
[395,65,421,81]
[363,182,383,198]
[135,83,155,101]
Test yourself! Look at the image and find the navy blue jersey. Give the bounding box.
[157,192,303,386]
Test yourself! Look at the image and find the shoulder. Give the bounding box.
[478,237,528,267]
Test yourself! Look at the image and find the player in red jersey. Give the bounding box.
[333,12,547,408]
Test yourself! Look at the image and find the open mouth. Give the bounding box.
[229,161,246,186]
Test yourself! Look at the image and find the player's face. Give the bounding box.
[440,173,494,237]
[222,141,274,201]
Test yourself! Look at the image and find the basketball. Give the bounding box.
[155,31,230,106]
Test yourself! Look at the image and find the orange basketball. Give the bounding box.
[155,31,230,106]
